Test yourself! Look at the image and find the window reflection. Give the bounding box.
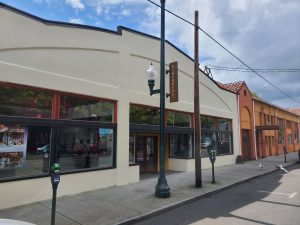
[201,116,233,157]
[169,134,193,158]
[60,95,114,122]
[0,87,52,118]
[130,105,160,125]
[167,111,191,127]
[57,127,114,171]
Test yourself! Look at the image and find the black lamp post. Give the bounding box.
[146,0,170,198]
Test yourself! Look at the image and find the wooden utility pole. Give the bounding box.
[194,10,202,188]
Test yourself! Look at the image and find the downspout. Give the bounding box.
[253,99,258,160]
[237,94,241,156]
[297,116,300,147]
[275,109,279,155]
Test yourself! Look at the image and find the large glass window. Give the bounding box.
[201,116,233,157]
[0,124,50,180]
[288,134,292,144]
[169,134,193,158]
[295,126,299,144]
[0,86,52,118]
[60,95,114,122]
[167,111,191,127]
[130,105,160,125]
[217,133,233,155]
[129,132,135,164]
[278,129,284,144]
[201,131,216,157]
[56,127,114,171]
[201,115,215,129]
[218,118,231,130]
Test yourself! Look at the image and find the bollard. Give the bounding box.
[298,149,300,161]
[283,146,287,163]
[208,147,217,183]
[51,163,60,225]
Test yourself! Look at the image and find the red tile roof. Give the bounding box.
[217,81,244,93]
[287,108,300,116]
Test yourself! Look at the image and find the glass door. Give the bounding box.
[136,135,157,173]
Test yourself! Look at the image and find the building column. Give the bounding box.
[115,99,130,186]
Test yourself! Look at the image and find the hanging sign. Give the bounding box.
[169,61,178,103]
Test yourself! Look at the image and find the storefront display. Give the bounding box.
[0,125,28,168]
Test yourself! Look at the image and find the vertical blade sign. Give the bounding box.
[169,61,178,103]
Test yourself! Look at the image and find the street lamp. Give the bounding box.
[146,0,170,198]
[147,63,159,96]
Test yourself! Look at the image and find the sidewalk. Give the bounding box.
[0,152,299,225]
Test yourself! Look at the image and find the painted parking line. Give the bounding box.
[259,191,298,198]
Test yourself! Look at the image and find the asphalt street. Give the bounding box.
[133,163,300,225]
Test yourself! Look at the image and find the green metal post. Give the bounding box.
[51,186,57,225]
[155,0,170,198]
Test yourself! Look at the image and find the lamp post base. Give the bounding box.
[155,177,170,198]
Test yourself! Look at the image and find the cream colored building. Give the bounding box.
[0,3,240,209]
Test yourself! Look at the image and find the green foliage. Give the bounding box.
[250,91,260,99]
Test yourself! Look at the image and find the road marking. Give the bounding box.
[259,191,298,198]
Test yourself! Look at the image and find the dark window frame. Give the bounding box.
[0,115,117,183]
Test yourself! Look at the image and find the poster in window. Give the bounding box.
[0,125,28,169]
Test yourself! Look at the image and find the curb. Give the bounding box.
[117,161,299,225]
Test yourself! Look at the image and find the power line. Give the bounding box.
[208,65,300,72]
[145,0,300,105]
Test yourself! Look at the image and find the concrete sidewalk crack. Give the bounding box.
[37,202,84,225]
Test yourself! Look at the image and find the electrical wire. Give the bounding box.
[145,0,300,105]
[208,65,300,72]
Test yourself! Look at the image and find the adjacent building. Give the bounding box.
[218,80,300,161]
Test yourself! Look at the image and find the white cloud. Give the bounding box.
[120,8,131,17]
[96,5,103,15]
[66,0,85,10]
[69,18,85,24]
[138,0,300,107]
[33,0,58,5]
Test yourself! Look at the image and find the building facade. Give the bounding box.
[254,97,300,157]
[0,3,240,209]
[218,81,256,161]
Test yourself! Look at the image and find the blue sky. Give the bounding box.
[1,0,300,108]
[0,0,147,31]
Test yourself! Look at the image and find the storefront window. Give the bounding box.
[169,134,193,158]
[0,124,50,180]
[201,115,215,129]
[201,116,233,157]
[130,105,160,125]
[60,95,114,122]
[129,132,135,164]
[167,111,191,127]
[218,118,231,130]
[217,132,233,155]
[0,86,52,118]
[295,127,299,144]
[288,134,292,144]
[201,132,216,157]
[278,129,284,144]
[56,127,114,171]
